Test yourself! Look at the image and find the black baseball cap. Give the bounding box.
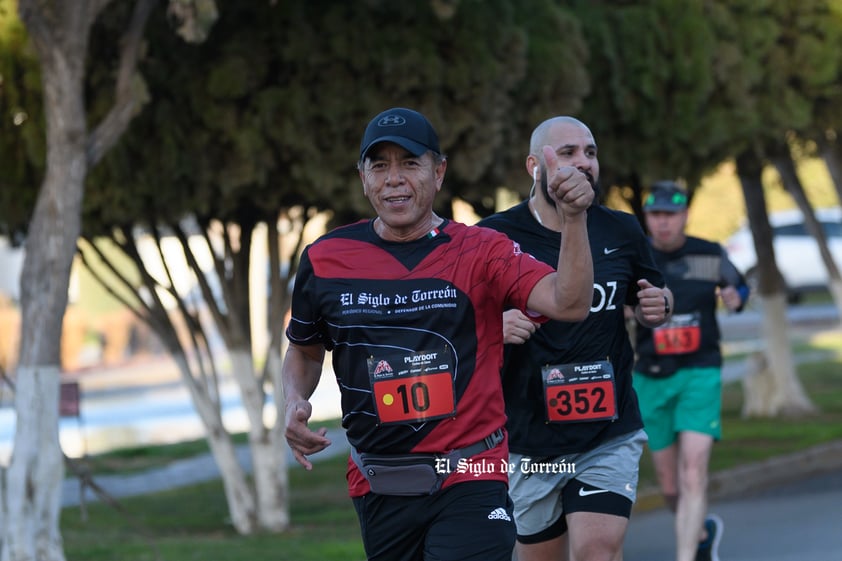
[644,181,688,212]
[359,107,441,161]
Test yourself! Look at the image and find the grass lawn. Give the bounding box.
[62,453,365,561]
[60,336,842,561]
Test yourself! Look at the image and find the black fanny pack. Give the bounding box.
[351,428,505,496]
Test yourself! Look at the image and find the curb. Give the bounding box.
[635,438,842,512]
[707,439,842,499]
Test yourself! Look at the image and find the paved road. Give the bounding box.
[624,468,842,561]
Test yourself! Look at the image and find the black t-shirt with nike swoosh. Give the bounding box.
[478,203,665,456]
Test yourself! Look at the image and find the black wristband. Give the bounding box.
[664,295,671,316]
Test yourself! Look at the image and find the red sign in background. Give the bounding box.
[60,381,80,417]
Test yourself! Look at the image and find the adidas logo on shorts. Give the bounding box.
[487,508,512,522]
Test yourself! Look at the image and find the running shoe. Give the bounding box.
[695,513,724,561]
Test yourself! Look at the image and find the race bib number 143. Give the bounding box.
[653,312,702,355]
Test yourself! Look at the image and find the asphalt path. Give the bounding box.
[624,468,842,561]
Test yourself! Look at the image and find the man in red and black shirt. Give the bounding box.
[282,107,595,561]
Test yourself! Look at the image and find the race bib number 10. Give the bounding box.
[367,348,456,425]
[542,360,617,423]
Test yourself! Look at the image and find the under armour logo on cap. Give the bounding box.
[378,115,407,127]
[360,107,441,160]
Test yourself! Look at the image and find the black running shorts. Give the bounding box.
[352,480,516,561]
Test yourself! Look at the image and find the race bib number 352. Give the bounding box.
[367,348,455,425]
[542,360,617,423]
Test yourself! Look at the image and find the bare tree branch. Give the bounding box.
[77,237,152,320]
[149,222,221,399]
[87,0,159,166]
[260,208,316,386]
[261,220,284,386]
[173,221,228,336]
[195,220,236,338]
[117,226,194,355]
[77,235,188,371]
[218,222,241,334]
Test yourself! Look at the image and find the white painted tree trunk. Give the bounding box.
[202,429,257,534]
[242,224,289,530]
[2,368,65,561]
[4,0,156,557]
[163,323,291,534]
[3,11,88,554]
[227,349,289,531]
[250,437,290,532]
[253,344,289,531]
[170,348,290,533]
[742,294,817,417]
[741,352,775,418]
[228,351,265,432]
[171,353,257,534]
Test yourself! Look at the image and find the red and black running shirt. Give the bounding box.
[286,218,554,494]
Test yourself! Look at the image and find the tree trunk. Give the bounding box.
[4,1,156,557]
[818,134,842,316]
[3,7,89,556]
[227,348,288,532]
[735,151,786,297]
[817,132,842,205]
[4,367,65,561]
[172,350,258,534]
[742,295,816,416]
[735,148,816,417]
[249,432,290,532]
[769,142,842,319]
[206,218,292,532]
[265,336,290,530]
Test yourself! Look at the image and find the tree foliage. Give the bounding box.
[573,0,721,198]
[0,0,43,242]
